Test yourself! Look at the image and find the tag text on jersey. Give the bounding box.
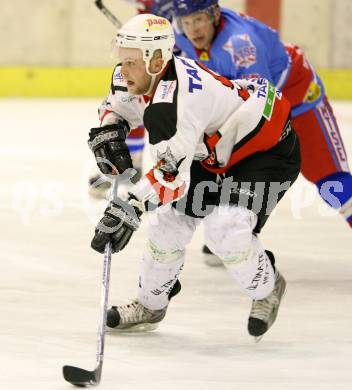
[257,82,276,120]
[180,58,203,93]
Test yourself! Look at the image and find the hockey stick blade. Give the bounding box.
[63,364,101,387]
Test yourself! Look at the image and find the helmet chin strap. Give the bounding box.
[145,60,166,96]
[145,74,158,96]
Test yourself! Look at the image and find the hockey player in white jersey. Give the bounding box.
[89,14,301,340]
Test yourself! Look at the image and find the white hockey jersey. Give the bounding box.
[99,55,291,210]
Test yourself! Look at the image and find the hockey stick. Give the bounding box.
[95,0,122,28]
[63,180,117,386]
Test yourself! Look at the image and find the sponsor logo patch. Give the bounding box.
[114,70,124,82]
[144,18,168,31]
[304,81,322,103]
[153,80,177,104]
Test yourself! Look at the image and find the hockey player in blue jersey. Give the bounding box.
[171,0,352,242]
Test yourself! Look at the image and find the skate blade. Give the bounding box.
[203,254,223,267]
[254,335,263,343]
[88,187,109,200]
[107,323,159,333]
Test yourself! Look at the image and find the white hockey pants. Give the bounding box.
[138,205,275,310]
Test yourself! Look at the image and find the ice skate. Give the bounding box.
[247,271,286,342]
[106,300,167,332]
[88,173,111,199]
[202,245,223,267]
[107,279,181,332]
[88,168,142,200]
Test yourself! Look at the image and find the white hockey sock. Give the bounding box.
[224,236,275,300]
[137,240,185,310]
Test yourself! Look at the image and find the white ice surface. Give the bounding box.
[0,99,351,390]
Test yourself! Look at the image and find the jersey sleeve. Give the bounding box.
[204,78,292,174]
[259,25,289,87]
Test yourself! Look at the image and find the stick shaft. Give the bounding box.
[94,178,118,379]
[96,241,112,367]
[95,0,122,28]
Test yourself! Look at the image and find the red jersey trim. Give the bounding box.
[100,109,112,125]
[202,97,291,174]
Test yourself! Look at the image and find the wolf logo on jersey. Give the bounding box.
[156,146,185,182]
[223,33,257,69]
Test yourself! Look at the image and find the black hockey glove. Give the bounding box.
[88,120,132,175]
[91,197,143,254]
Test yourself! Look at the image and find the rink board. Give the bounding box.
[1,67,352,99]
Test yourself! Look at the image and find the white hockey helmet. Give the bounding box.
[114,13,175,75]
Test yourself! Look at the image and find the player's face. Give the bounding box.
[180,11,216,49]
[118,48,151,95]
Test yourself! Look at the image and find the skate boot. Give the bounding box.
[202,245,223,267]
[107,279,181,331]
[88,173,111,199]
[247,270,286,342]
[107,301,167,331]
[88,168,142,200]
